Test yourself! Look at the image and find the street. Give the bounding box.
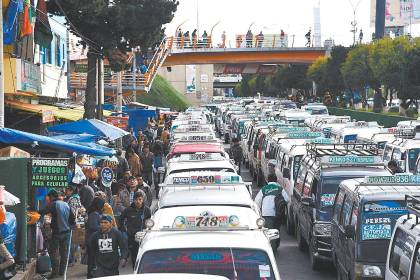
[65,160,336,280]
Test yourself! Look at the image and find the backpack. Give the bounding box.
[274,191,287,224]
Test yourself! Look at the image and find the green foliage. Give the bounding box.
[47,0,178,118]
[388,106,399,113]
[341,44,379,91]
[137,75,190,111]
[406,107,418,118]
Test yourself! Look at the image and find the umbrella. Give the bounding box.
[48,119,129,141]
[3,191,20,206]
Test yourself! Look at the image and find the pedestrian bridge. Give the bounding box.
[70,34,327,96]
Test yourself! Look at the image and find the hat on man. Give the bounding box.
[133,190,146,200]
[101,215,113,223]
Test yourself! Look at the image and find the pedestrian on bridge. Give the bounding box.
[246,30,253,48]
[221,31,226,48]
[305,28,311,47]
[202,30,209,47]
[192,29,198,47]
[257,31,264,48]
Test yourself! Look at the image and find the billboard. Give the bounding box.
[371,0,420,27]
[185,65,196,94]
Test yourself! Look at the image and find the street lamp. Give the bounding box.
[348,0,363,45]
[247,22,255,32]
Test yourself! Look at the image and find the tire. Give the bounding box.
[309,237,322,270]
[286,209,294,235]
[296,222,308,252]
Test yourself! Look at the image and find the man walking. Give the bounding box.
[89,215,128,277]
[230,138,243,173]
[140,146,154,188]
[39,189,75,278]
[254,174,284,249]
[119,191,151,268]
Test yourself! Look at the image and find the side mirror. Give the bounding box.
[345,225,356,239]
[265,229,280,241]
[301,197,314,207]
[282,168,291,180]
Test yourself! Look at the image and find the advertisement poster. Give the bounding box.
[186,65,196,94]
[31,158,70,188]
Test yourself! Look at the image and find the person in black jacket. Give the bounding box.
[90,215,128,277]
[119,191,151,268]
[39,189,75,278]
[86,197,105,279]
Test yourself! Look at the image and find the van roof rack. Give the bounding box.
[395,125,420,140]
[306,143,379,158]
[405,195,420,224]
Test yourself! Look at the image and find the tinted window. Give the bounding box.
[293,155,302,180]
[350,202,359,226]
[389,228,415,279]
[320,178,344,209]
[340,195,352,226]
[303,172,314,197]
[383,145,393,162]
[408,148,420,173]
[138,248,275,280]
[411,244,420,280]
[332,189,345,223]
[295,166,307,195]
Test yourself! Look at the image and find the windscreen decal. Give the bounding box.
[361,224,392,240]
[320,194,336,207]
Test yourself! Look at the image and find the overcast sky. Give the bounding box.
[164,0,420,47]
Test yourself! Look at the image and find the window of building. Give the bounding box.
[55,34,61,67]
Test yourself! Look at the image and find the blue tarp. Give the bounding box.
[47,119,129,141]
[0,212,17,257]
[127,109,157,132]
[0,128,115,156]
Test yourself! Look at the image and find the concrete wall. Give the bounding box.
[158,64,214,106]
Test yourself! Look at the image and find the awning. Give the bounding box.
[6,100,112,122]
[48,119,129,141]
[0,128,115,156]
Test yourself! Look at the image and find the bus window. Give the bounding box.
[389,228,415,279]
[383,145,393,162]
[333,189,345,223]
[340,195,353,226]
[408,149,420,173]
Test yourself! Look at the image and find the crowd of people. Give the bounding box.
[38,115,172,279]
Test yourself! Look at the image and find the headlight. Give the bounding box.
[355,263,382,278]
[313,223,331,236]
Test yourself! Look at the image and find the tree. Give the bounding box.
[324,46,350,98]
[368,36,411,112]
[307,56,327,96]
[47,0,178,119]
[341,44,379,107]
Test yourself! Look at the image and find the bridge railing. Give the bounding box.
[70,72,146,89]
[235,34,289,48]
[166,34,289,50]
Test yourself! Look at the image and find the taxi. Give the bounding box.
[165,154,237,178]
[278,109,312,125]
[160,171,250,197]
[133,213,280,279]
[356,127,397,151]
[168,142,226,159]
[330,121,382,143]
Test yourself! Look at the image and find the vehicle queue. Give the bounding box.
[99,98,420,280]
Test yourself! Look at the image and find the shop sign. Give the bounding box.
[105,116,129,129]
[42,110,55,123]
[31,158,70,188]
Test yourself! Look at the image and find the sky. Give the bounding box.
[164,0,420,47]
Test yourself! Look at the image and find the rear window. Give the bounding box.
[320,178,344,208]
[293,155,302,180]
[138,248,275,280]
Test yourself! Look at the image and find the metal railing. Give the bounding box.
[70,72,146,89]
[166,34,289,50]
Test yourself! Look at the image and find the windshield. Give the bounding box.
[408,148,420,172]
[138,248,275,280]
[361,200,407,241]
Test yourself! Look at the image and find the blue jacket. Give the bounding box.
[39,199,75,235]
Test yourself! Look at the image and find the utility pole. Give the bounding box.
[116,71,123,115]
[97,57,104,120]
[66,29,71,104]
[0,3,4,128]
[132,48,136,103]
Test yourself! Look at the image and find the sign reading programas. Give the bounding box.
[31,158,70,188]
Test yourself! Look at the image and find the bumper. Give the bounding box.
[313,234,332,260]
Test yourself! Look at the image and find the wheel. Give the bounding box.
[296,222,308,252]
[286,209,294,235]
[309,237,322,270]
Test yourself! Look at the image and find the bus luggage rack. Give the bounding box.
[306,143,380,158]
[406,195,420,222]
[395,125,420,140]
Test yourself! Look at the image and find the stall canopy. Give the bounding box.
[47,119,129,141]
[0,128,115,156]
